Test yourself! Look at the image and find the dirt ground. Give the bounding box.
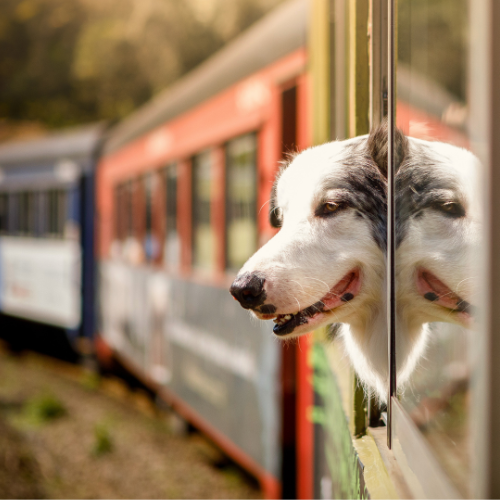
[0,347,261,499]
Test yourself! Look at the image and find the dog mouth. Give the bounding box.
[416,267,473,320]
[270,268,362,336]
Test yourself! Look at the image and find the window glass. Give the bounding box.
[8,193,18,234]
[0,193,8,234]
[114,185,124,241]
[192,150,214,272]
[144,174,156,262]
[33,191,44,237]
[164,164,179,269]
[125,181,134,239]
[18,191,35,235]
[225,134,257,271]
[396,0,475,495]
[47,189,66,237]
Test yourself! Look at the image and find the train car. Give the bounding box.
[96,0,310,497]
[95,0,499,498]
[0,123,105,354]
[0,0,493,498]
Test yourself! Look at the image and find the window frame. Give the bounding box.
[381,0,496,497]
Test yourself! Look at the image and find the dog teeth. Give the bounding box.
[273,313,296,326]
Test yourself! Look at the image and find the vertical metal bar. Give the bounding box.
[368,0,388,429]
[369,0,388,128]
[477,0,500,495]
[386,0,396,449]
[468,0,490,494]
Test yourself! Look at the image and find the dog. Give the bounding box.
[394,135,480,385]
[230,131,391,400]
[230,126,480,402]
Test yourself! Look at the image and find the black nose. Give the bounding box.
[230,273,266,309]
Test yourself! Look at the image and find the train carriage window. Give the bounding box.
[143,173,161,263]
[115,181,134,240]
[192,150,215,272]
[225,133,257,271]
[34,191,45,237]
[8,192,19,234]
[18,191,35,235]
[113,185,119,240]
[47,189,66,238]
[0,193,8,234]
[164,163,179,269]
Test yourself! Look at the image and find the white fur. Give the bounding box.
[235,135,480,403]
[395,139,481,389]
[238,137,389,400]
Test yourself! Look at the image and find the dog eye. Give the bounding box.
[324,202,339,213]
[270,207,283,228]
[435,201,465,218]
[320,202,344,216]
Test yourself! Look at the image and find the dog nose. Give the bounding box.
[230,273,266,309]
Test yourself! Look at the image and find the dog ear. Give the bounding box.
[367,121,408,178]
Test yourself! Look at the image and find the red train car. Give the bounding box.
[95,0,312,497]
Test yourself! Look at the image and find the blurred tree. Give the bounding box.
[398,0,468,102]
[0,0,284,131]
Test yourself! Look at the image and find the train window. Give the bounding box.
[113,185,123,241]
[394,0,474,496]
[225,134,257,271]
[18,191,35,235]
[8,192,19,234]
[47,189,66,237]
[34,191,45,237]
[192,150,215,272]
[0,193,8,234]
[125,181,134,238]
[164,164,179,269]
[143,173,161,263]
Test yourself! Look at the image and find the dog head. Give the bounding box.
[230,133,388,339]
[396,138,481,332]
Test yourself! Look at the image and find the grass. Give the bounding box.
[22,394,67,425]
[92,422,113,456]
[80,371,101,391]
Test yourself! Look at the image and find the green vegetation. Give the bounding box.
[80,370,101,391]
[311,343,369,499]
[398,0,468,101]
[22,393,67,425]
[92,421,113,456]
[0,0,284,131]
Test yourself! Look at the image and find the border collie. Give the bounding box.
[230,131,391,399]
[394,135,480,386]
[230,127,479,402]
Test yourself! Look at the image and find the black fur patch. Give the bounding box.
[367,122,409,178]
[269,179,282,228]
[333,147,388,250]
[259,304,277,314]
[341,292,354,302]
[455,300,472,314]
[424,292,439,302]
[395,142,462,246]
[327,323,342,340]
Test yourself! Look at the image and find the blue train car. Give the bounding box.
[0,123,106,351]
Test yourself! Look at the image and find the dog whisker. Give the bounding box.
[258,199,271,215]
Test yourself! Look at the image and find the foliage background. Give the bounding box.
[0,0,284,140]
